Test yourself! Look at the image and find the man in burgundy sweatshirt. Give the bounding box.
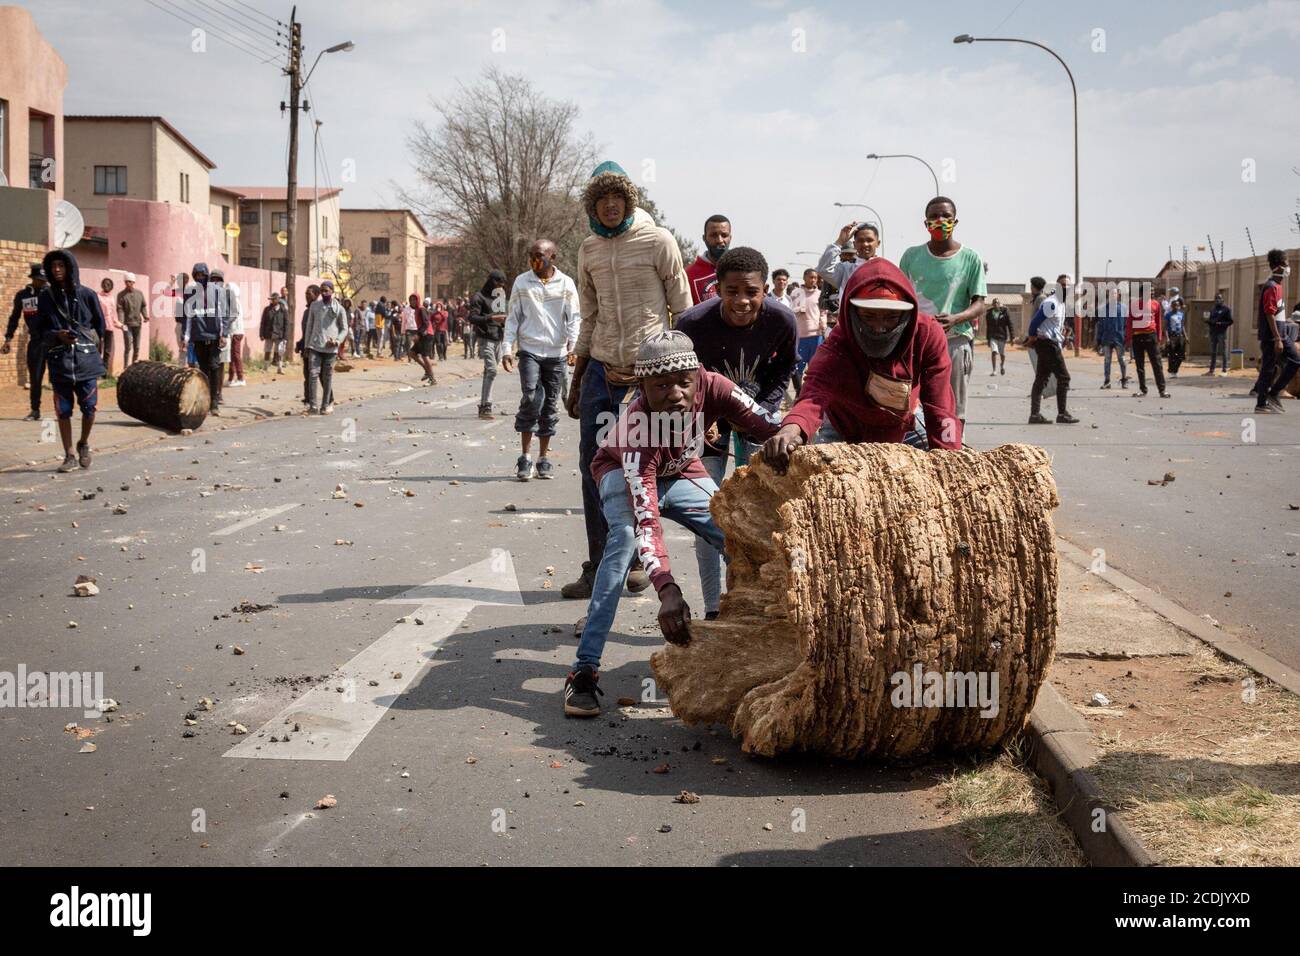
[763,257,961,471]
[563,330,782,717]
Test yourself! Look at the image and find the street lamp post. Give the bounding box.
[954,33,1080,355]
[866,152,940,196]
[313,119,322,276]
[833,201,885,238]
[1105,258,1112,279]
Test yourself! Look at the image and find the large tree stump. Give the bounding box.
[116,361,210,432]
[651,442,1059,760]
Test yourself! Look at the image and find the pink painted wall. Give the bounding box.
[105,197,318,363]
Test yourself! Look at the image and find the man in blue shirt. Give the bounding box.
[1096,285,1129,389]
[1165,295,1187,376]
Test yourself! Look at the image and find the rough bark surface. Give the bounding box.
[651,442,1059,760]
[116,361,210,432]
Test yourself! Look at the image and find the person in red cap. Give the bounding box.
[763,257,960,472]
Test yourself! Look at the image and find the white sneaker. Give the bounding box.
[323,404,335,415]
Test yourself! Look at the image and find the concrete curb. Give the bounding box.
[1024,683,1157,867]
[1056,536,1300,697]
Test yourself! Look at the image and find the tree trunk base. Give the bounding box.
[116,361,210,432]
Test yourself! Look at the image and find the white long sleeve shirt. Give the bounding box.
[504,268,581,359]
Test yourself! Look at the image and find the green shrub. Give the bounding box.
[149,340,174,364]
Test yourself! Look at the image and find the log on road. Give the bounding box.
[651,442,1059,760]
[115,361,210,432]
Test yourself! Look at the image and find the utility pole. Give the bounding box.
[1245,226,1256,257]
[285,6,302,355]
[1207,234,1217,264]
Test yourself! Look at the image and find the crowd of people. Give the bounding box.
[5,159,1298,718]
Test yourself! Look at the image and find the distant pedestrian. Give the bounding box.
[34,250,105,471]
[1165,297,1187,375]
[1253,249,1298,414]
[303,280,347,415]
[985,297,1012,375]
[182,262,230,415]
[1205,292,1233,376]
[213,269,245,387]
[172,272,190,367]
[1127,285,1169,398]
[788,268,824,394]
[469,269,508,419]
[1096,285,1129,389]
[116,272,148,368]
[502,239,580,481]
[97,277,119,377]
[261,291,289,371]
[410,293,437,384]
[1026,274,1079,425]
[2,263,48,419]
[684,214,733,304]
[817,221,875,316]
[297,284,321,404]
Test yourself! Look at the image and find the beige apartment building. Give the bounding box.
[340,208,426,302]
[0,5,66,198]
[223,186,341,278]
[425,236,464,300]
[64,115,216,230]
[209,184,242,263]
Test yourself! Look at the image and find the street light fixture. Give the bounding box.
[954,32,1080,355]
[866,152,939,196]
[834,201,885,238]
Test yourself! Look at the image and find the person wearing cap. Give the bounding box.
[1026,274,1080,424]
[762,258,961,473]
[3,263,50,419]
[563,330,783,717]
[116,272,149,369]
[303,279,348,414]
[260,290,289,370]
[181,262,229,415]
[563,160,692,604]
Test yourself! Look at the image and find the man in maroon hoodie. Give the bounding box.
[763,258,960,471]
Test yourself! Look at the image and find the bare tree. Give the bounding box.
[401,68,596,283]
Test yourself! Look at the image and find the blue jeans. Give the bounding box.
[578,361,635,566]
[514,351,565,438]
[1208,332,1229,372]
[1101,342,1128,383]
[575,468,724,671]
[691,455,728,614]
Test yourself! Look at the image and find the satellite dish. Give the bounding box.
[53,200,85,249]
[276,230,289,246]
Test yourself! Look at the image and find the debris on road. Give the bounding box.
[334,539,353,546]
[232,601,275,614]
[72,575,98,597]
[1089,692,1112,707]
[231,722,248,735]
[232,645,246,655]
[465,755,478,764]
[674,790,700,804]
[243,563,265,573]
[79,742,97,754]
[315,794,337,809]
[112,503,128,515]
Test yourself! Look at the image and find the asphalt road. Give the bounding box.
[966,347,1300,673]
[0,362,969,867]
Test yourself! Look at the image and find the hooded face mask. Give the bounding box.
[850,307,914,358]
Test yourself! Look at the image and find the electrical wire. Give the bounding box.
[190,0,288,53]
[142,0,280,65]
[227,0,285,28]
[208,0,286,39]
[172,0,282,57]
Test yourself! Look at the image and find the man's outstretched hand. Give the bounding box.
[762,423,805,475]
[658,584,691,645]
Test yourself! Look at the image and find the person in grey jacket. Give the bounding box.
[303,279,348,414]
[182,262,230,415]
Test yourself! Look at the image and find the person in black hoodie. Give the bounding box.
[34,250,106,472]
[469,269,507,419]
[181,262,230,416]
[2,263,48,420]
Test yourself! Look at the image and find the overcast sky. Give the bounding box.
[28,0,1300,282]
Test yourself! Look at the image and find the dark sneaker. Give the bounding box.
[23,410,40,421]
[535,457,554,480]
[1255,404,1277,414]
[76,441,92,468]
[477,407,494,420]
[625,567,650,593]
[1267,396,1285,413]
[999,366,1006,375]
[1100,382,1111,389]
[1133,390,1147,398]
[1121,378,1129,389]
[561,562,595,600]
[563,667,603,718]
[515,454,534,481]
[1158,391,1170,399]
[57,452,78,473]
[1028,413,1051,424]
[1056,413,1079,424]
[705,611,720,621]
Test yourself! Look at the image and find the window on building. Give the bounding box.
[221,205,231,227]
[321,216,329,239]
[179,171,190,203]
[271,258,288,273]
[28,111,54,190]
[370,272,390,290]
[272,212,288,233]
[94,165,128,195]
[240,208,259,226]
[438,254,452,268]
[371,237,390,256]
[239,257,259,268]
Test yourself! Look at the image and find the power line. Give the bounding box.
[173,0,283,56]
[190,0,288,53]
[228,0,284,28]
[154,0,282,61]
[207,0,286,39]
[143,0,280,64]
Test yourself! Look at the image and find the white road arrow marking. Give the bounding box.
[212,502,301,536]
[225,551,522,761]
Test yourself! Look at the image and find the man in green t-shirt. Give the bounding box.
[898,196,987,430]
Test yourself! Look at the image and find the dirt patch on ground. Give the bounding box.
[1051,649,1300,866]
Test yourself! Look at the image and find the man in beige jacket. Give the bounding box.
[562,160,691,604]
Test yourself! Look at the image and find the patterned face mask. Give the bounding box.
[925,218,956,241]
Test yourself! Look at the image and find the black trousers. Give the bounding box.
[1131,333,1166,394]
[1031,340,1070,415]
[192,339,223,411]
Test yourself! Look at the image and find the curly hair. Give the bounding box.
[715,246,769,284]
